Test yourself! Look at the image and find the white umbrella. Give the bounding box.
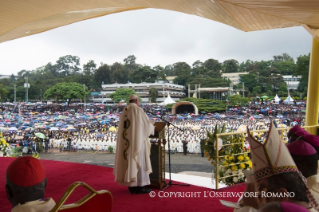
[277,124,287,128]
[8,127,18,131]
[237,125,247,132]
[49,127,59,131]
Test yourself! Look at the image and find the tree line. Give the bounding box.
[0,53,310,102]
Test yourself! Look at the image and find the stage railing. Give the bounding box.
[213,125,319,190]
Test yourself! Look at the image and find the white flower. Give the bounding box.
[233,177,238,183]
[232,171,237,175]
[226,169,232,174]
[220,167,225,172]
[238,169,243,174]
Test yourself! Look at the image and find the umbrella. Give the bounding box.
[35,133,46,139]
[8,127,18,131]
[49,127,59,131]
[109,126,117,132]
[237,125,247,132]
[96,134,104,138]
[277,124,287,128]
[261,95,269,99]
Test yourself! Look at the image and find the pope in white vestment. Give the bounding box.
[113,95,155,188]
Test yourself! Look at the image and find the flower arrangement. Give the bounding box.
[204,124,251,186]
[0,133,12,156]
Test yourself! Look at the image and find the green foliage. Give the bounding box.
[149,87,158,103]
[228,95,249,106]
[295,54,310,93]
[252,86,261,94]
[239,73,257,92]
[109,88,138,103]
[0,84,8,102]
[174,97,226,113]
[130,66,158,83]
[108,145,114,153]
[222,59,239,73]
[43,82,87,104]
[11,146,23,157]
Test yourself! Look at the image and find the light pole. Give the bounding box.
[83,84,85,112]
[24,77,30,102]
[14,84,16,104]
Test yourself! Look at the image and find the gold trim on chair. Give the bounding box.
[50,181,113,212]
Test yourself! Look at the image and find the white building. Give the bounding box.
[283,75,301,90]
[0,75,17,80]
[91,81,186,103]
[221,72,248,85]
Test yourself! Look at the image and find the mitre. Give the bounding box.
[247,123,298,181]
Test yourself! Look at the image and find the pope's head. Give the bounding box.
[129,94,140,106]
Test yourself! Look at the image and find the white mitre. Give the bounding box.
[247,123,298,181]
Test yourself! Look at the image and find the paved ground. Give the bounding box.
[38,149,213,174]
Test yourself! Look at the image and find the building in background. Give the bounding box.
[90,81,186,103]
[0,74,17,80]
[283,75,301,90]
[221,72,248,85]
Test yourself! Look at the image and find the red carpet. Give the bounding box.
[0,157,245,212]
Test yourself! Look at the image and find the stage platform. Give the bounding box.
[0,157,245,212]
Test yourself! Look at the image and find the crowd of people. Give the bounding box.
[0,100,306,156]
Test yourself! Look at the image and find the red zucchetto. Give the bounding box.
[6,156,46,187]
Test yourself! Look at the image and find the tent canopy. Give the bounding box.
[1,1,319,43]
[274,94,281,103]
[162,93,176,105]
[284,95,294,104]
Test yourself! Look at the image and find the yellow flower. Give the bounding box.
[237,155,244,161]
[225,155,229,160]
[208,156,212,161]
[239,163,246,169]
[245,156,250,161]
[228,156,233,161]
[205,151,209,156]
[222,161,228,165]
[211,162,214,165]
[246,161,252,168]
[231,165,238,171]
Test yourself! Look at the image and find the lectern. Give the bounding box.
[148,122,167,190]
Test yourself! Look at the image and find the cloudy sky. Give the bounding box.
[0,8,313,75]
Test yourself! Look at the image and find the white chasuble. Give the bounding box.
[113,103,154,186]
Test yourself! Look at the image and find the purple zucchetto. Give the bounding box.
[303,134,319,148]
[281,202,309,212]
[287,140,317,156]
[289,125,305,133]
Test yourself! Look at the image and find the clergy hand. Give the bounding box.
[242,182,267,209]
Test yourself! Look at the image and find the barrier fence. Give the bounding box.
[213,125,319,190]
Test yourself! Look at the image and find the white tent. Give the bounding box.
[161,93,176,105]
[284,95,294,104]
[274,94,281,103]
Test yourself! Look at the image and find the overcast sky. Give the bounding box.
[0,8,313,75]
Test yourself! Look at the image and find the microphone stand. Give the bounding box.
[147,110,190,190]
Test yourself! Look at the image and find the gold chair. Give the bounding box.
[50,182,113,212]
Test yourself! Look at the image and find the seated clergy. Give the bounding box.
[5,156,55,212]
[287,139,319,203]
[287,125,309,144]
[235,123,319,212]
[258,201,309,212]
